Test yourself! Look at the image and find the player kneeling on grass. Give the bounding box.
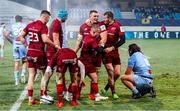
[44,48,81,107]
[121,43,156,99]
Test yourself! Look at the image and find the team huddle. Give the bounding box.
[1,9,156,108]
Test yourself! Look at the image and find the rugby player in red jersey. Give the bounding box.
[74,10,107,73]
[74,10,107,98]
[101,11,125,99]
[19,10,58,105]
[79,24,108,101]
[45,10,69,100]
[44,48,84,107]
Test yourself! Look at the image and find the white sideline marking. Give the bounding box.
[10,74,40,111]
[120,47,151,59]
[10,86,27,111]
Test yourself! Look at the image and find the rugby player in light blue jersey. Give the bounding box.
[121,43,156,99]
[0,23,8,59]
[10,15,28,85]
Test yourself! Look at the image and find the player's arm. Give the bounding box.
[19,31,28,47]
[92,39,104,53]
[78,60,85,80]
[109,34,125,51]
[125,67,133,75]
[78,60,86,87]
[53,32,61,49]
[42,34,60,49]
[74,34,83,53]
[99,31,107,47]
[105,27,125,53]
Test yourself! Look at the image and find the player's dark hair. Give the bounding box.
[128,43,142,56]
[15,15,22,22]
[89,10,98,16]
[40,10,51,16]
[104,11,114,19]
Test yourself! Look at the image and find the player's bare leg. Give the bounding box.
[14,60,20,85]
[40,69,54,104]
[121,74,141,99]
[88,72,108,101]
[20,59,27,83]
[27,68,40,105]
[102,64,120,99]
[70,72,78,106]
[0,45,4,59]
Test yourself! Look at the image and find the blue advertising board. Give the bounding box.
[67,31,180,39]
[125,31,180,39]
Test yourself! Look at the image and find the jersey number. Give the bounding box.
[29,32,39,42]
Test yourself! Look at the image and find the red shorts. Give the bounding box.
[27,51,47,70]
[80,58,96,75]
[93,53,102,67]
[56,63,78,74]
[27,55,47,70]
[103,51,121,65]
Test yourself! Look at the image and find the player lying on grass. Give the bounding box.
[121,43,156,99]
[43,48,85,107]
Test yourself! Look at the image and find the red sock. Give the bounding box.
[91,83,99,94]
[28,89,33,97]
[72,85,78,101]
[77,86,82,99]
[90,82,94,95]
[56,84,64,103]
[40,90,47,96]
[40,90,43,96]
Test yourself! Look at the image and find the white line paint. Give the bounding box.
[120,47,151,59]
[10,74,40,111]
[9,86,27,111]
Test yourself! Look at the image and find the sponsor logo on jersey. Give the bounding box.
[100,25,106,31]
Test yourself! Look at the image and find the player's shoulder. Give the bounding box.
[80,22,88,28]
[98,21,106,26]
[113,20,122,27]
[52,18,61,24]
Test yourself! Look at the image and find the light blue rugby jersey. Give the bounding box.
[0,26,6,40]
[11,22,26,45]
[128,52,153,79]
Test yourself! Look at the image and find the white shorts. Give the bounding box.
[0,38,4,46]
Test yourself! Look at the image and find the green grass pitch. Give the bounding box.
[0,39,180,110]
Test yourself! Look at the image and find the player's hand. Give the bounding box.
[79,80,86,88]
[45,66,52,73]
[104,46,114,53]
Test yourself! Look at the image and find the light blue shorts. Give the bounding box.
[133,75,152,88]
[13,44,27,61]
